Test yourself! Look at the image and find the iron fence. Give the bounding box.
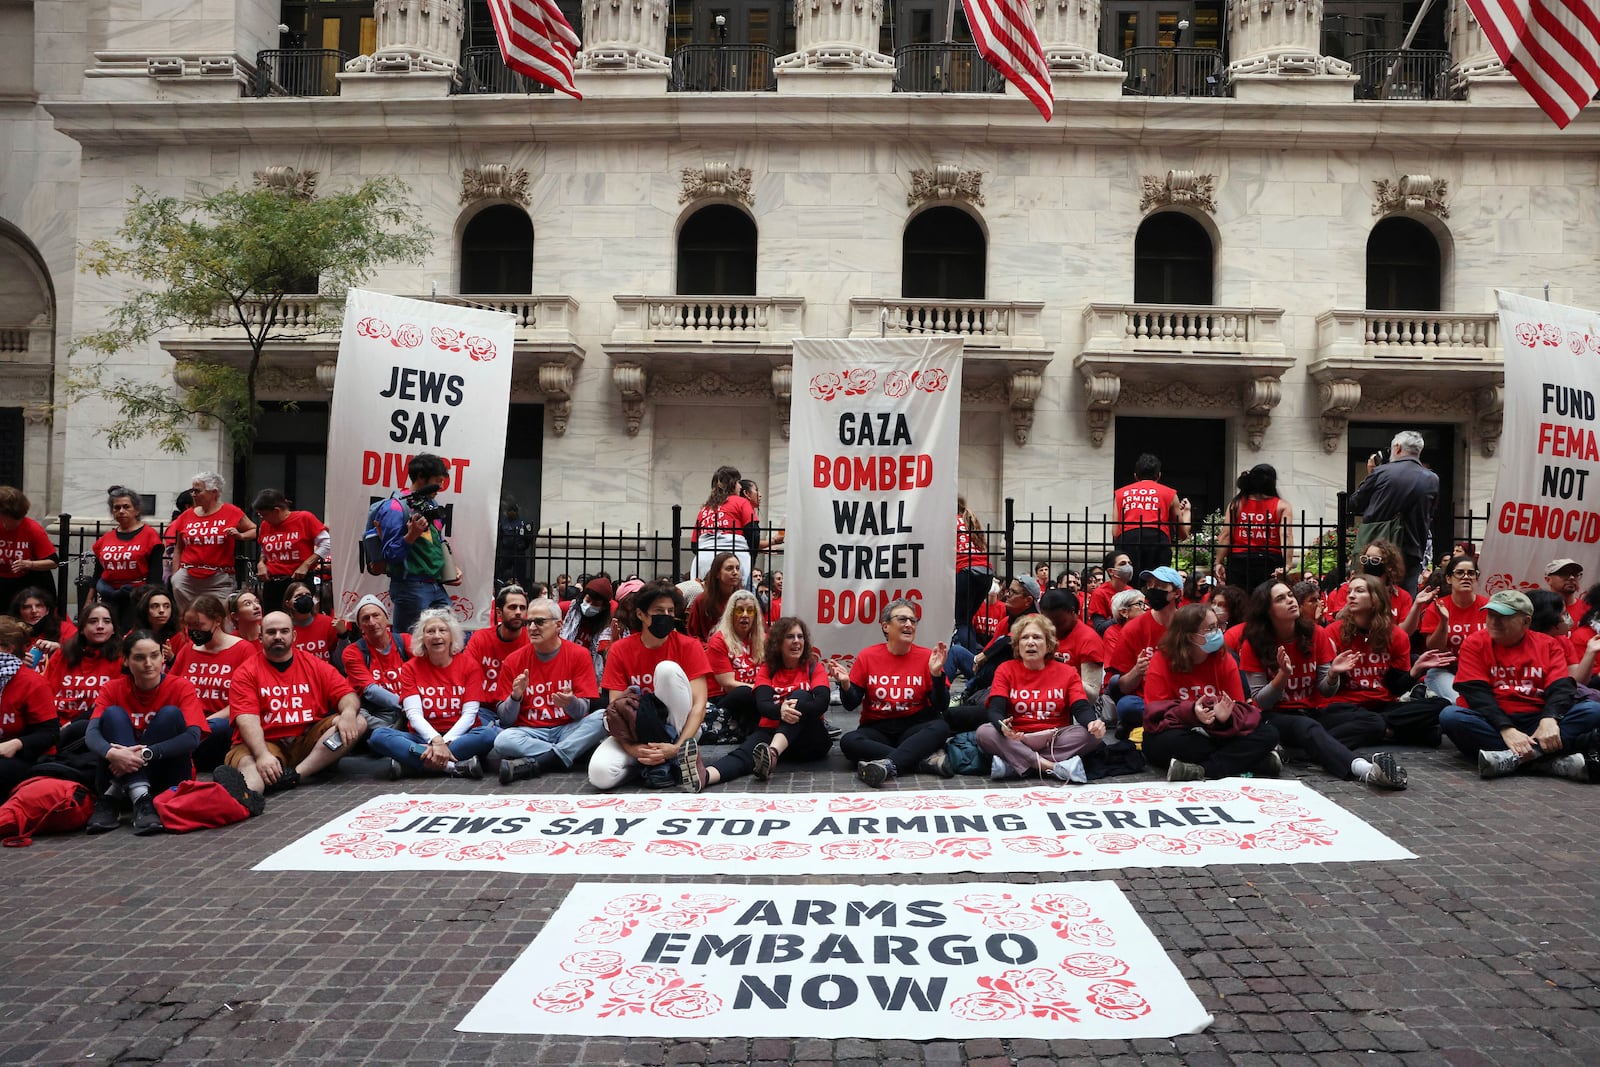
[1121,46,1227,98]
[1351,49,1452,101]
[250,49,349,97]
[892,44,1005,94]
[454,45,556,94]
[669,45,778,92]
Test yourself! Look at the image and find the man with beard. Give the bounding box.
[463,585,532,703]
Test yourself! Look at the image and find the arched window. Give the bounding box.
[902,206,986,300]
[460,205,533,294]
[1134,212,1213,305]
[1367,216,1441,311]
[676,205,757,295]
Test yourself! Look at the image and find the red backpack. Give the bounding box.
[153,779,253,833]
[0,778,93,846]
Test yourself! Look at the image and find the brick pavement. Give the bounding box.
[3,725,1599,1066]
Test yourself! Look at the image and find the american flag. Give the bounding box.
[485,0,583,99]
[961,0,1054,121]
[1467,0,1600,128]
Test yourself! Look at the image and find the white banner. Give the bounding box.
[254,781,1414,876]
[457,880,1212,1039]
[326,289,514,630]
[1478,292,1600,592]
[785,337,962,666]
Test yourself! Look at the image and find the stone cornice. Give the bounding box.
[42,94,1600,152]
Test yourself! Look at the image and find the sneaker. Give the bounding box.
[751,742,774,781]
[920,750,955,779]
[86,793,122,835]
[679,738,705,793]
[1361,751,1407,790]
[1166,759,1206,783]
[386,758,404,781]
[1050,756,1087,784]
[640,763,676,789]
[131,795,165,836]
[1536,752,1600,783]
[1405,682,1430,702]
[858,759,894,788]
[1477,748,1529,779]
[266,767,300,795]
[447,756,484,780]
[990,755,1012,781]
[825,722,843,743]
[211,765,265,818]
[1258,749,1284,778]
[499,757,538,785]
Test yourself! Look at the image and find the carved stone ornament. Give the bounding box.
[650,372,772,400]
[1140,170,1216,215]
[1120,380,1236,410]
[1009,370,1043,447]
[679,163,753,208]
[1242,376,1282,452]
[962,380,1009,404]
[1317,378,1362,454]
[22,403,52,427]
[1082,370,1121,448]
[539,363,576,437]
[315,362,337,392]
[461,164,530,206]
[253,166,318,199]
[772,364,793,440]
[907,166,985,209]
[1474,385,1505,457]
[1372,175,1449,218]
[613,362,648,436]
[257,366,321,396]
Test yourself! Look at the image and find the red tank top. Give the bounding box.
[1114,480,1175,535]
[1232,496,1281,551]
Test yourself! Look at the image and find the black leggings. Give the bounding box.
[1143,721,1280,779]
[710,714,834,784]
[840,711,951,771]
[1266,705,1384,778]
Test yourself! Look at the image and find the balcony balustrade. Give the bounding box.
[250,49,348,97]
[611,295,804,344]
[892,44,1004,93]
[669,45,778,92]
[849,298,1043,348]
[1351,49,1452,101]
[1121,47,1226,98]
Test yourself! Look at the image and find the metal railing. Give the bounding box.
[250,49,349,97]
[670,45,778,92]
[1351,49,1452,101]
[893,43,1004,93]
[1121,47,1226,98]
[454,45,556,94]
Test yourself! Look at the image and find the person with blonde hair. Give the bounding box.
[369,608,495,779]
[165,471,255,614]
[699,588,764,745]
[976,613,1105,782]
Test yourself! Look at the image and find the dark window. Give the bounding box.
[0,407,22,489]
[1322,1,1445,59]
[498,403,544,586]
[677,205,758,296]
[240,401,330,516]
[902,207,986,300]
[461,205,534,295]
[1367,216,1441,311]
[1113,415,1226,525]
[1134,212,1213,304]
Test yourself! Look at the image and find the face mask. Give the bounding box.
[580,602,600,618]
[188,628,213,647]
[292,594,315,614]
[1200,630,1225,654]
[1115,565,1135,582]
[1362,560,1386,577]
[28,618,46,636]
[648,615,676,639]
[1145,588,1171,611]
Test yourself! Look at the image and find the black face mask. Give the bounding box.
[29,618,47,636]
[292,594,316,614]
[1145,588,1172,611]
[648,615,677,639]
[188,628,213,647]
[1362,560,1386,577]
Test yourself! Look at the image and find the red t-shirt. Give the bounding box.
[1114,480,1175,536]
[165,504,246,575]
[1454,630,1571,717]
[93,525,162,588]
[496,639,601,729]
[1,667,57,739]
[692,496,755,544]
[257,510,327,577]
[463,625,530,698]
[990,659,1088,732]
[170,638,262,716]
[1419,595,1490,656]
[229,653,354,742]
[44,647,122,725]
[848,642,936,723]
[400,655,489,733]
[1325,622,1410,706]
[1224,622,1245,654]
[753,660,827,730]
[0,516,54,571]
[705,631,758,698]
[1325,582,1413,622]
[91,673,208,735]
[22,619,76,666]
[956,515,985,571]
[973,601,1009,642]
[291,614,339,663]
[1086,582,1121,621]
[1230,496,1282,551]
[342,634,412,692]
[1571,625,1597,670]
[1145,649,1246,704]
[1239,628,1334,711]
[602,631,713,694]
[1107,610,1167,675]
[1052,622,1106,670]
[764,595,783,627]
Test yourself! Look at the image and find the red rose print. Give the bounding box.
[646,909,709,931]
[431,326,464,351]
[475,798,522,809]
[674,893,740,914]
[982,792,1030,809]
[912,368,949,392]
[1185,828,1241,847]
[948,988,1028,1021]
[841,367,877,396]
[405,837,461,857]
[886,793,970,810]
[446,841,506,862]
[1059,953,1130,978]
[1075,789,1125,805]
[575,918,634,944]
[756,799,817,813]
[936,837,992,859]
[603,893,663,916]
[505,838,568,855]
[667,797,723,812]
[1005,836,1079,858]
[645,840,703,857]
[1484,571,1513,593]
[391,323,424,349]
[1571,331,1587,355]
[986,911,1046,931]
[519,799,575,814]
[608,965,679,998]
[368,800,420,815]
[1088,832,1141,854]
[882,840,936,859]
[1541,323,1563,346]
[1030,892,1091,918]
[1185,787,1242,802]
[1145,835,1202,856]
[750,841,811,859]
[1087,979,1151,1020]
[826,796,876,813]
[448,595,475,623]
[577,796,624,807]
[560,950,627,980]
[1515,322,1539,347]
[696,844,750,862]
[357,316,391,340]
[720,798,768,811]
[883,370,911,398]
[349,814,398,830]
[418,800,464,813]
[531,978,593,1014]
[650,986,724,1019]
[951,971,1080,1023]
[1121,786,1180,804]
[1052,917,1116,946]
[320,832,397,857]
[573,839,633,857]
[615,798,661,813]
[820,839,883,860]
[464,334,497,362]
[1238,785,1294,804]
[809,372,841,400]
[1001,967,1074,1002]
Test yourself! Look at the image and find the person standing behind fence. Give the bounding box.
[1113,454,1191,577]
[690,466,753,585]
[251,489,330,621]
[738,480,783,589]
[166,472,255,616]
[92,487,163,632]
[1220,464,1293,595]
[1348,431,1438,596]
[954,499,993,653]
[0,486,59,614]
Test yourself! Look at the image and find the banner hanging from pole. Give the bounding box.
[784,337,962,667]
[326,289,514,631]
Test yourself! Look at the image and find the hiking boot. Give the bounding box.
[858,759,894,788]
[1362,751,1408,791]
[86,793,122,835]
[1050,756,1087,784]
[266,767,300,795]
[1258,749,1284,778]
[386,758,404,781]
[131,795,165,836]
[1166,759,1206,783]
[1477,748,1530,779]
[751,741,774,781]
[919,750,955,779]
[679,738,706,793]
[447,756,484,780]
[212,765,265,818]
[499,757,538,785]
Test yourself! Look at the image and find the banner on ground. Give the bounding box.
[254,781,1414,876]
[457,880,1212,1039]
[1478,292,1600,592]
[326,289,514,630]
[785,337,962,666]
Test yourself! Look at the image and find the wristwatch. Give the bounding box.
[139,746,154,765]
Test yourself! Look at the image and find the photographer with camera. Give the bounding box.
[374,454,461,634]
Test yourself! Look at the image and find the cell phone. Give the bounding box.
[323,732,344,752]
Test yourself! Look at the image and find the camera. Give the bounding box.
[403,484,446,523]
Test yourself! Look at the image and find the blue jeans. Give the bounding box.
[492,713,610,768]
[94,705,196,793]
[1424,668,1458,703]
[944,642,976,682]
[1439,700,1600,758]
[389,576,451,635]
[358,685,403,730]
[368,724,497,774]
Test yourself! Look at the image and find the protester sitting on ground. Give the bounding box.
[700,589,764,745]
[170,594,261,771]
[1082,564,1105,594]
[226,611,365,793]
[1415,554,1489,700]
[1240,580,1410,790]
[1207,584,1245,637]
[1324,575,1453,750]
[84,630,207,835]
[1057,569,1081,592]
[1527,590,1600,683]
[1440,589,1600,782]
[1292,580,1325,626]
[44,604,121,732]
[1039,590,1105,702]
[10,586,74,666]
[1108,567,1184,736]
[827,599,952,788]
[463,585,531,702]
[972,580,1008,647]
[1544,558,1584,614]
[954,498,992,653]
[686,551,741,642]
[92,486,163,632]
[0,616,60,801]
[976,613,1104,782]
[690,465,754,585]
[1569,583,1600,676]
[280,579,341,665]
[492,596,606,783]
[1087,551,1134,634]
[368,609,494,780]
[1142,604,1281,782]
[1102,587,1147,664]
[957,576,1042,714]
[1325,539,1415,627]
[558,577,615,690]
[251,488,330,623]
[134,586,180,663]
[593,580,711,791]
[341,595,411,734]
[165,471,254,614]
[1218,464,1293,595]
[228,589,264,644]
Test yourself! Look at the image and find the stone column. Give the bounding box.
[1449,0,1520,102]
[341,0,464,97]
[776,0,895,95]
[574,0,671,96]
[1033,0,1123,99]
[1228,0,1354,101]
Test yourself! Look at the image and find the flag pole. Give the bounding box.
[945,0,958,43]
[1380,0,1437,96]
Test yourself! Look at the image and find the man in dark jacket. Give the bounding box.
[1348,430,1438,594]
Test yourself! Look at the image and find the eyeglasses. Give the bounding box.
[887,615,918,624]
[527,617,558,626]
[1452,569,1478,578]
[1360,556,1384,566]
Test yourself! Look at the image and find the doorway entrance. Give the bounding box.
[1346,422,1457,564]
[1113,416,1228,529]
